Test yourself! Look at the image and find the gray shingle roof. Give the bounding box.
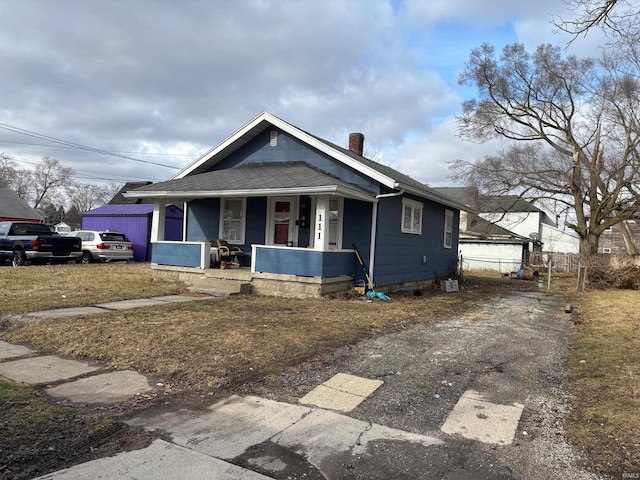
[0,188,43,220]
[128,162,375,200]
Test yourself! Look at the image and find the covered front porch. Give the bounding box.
[149,244,357,298]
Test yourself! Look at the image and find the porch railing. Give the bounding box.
[251,245,356,278]
[151,241,210,269]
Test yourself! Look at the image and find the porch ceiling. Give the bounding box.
[123,162,377,202]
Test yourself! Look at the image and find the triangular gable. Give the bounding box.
[175,112,397,188]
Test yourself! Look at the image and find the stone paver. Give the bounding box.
[440,389,524,445]
[0,355,99,384]
[46,370,154,404]
[299,373,384,412]
[33,439,274,480]
[0,340,35,360]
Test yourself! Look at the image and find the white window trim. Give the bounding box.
[444,209,454,248]
[219,197,246,245]
[401,198,423,235]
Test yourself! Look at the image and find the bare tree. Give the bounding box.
[103,181,125,203]
[0,154,33,201]
[30,157,74,210]
[453,43,640,255]
[555,0,639,44]
[67,182,110,213]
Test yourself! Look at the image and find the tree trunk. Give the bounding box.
[618,220,639,254]
[580,232,600,256]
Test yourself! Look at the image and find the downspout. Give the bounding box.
[369,188,405,286]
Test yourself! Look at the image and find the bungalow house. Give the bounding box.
[0,188,44,223]
[124,112,467,297]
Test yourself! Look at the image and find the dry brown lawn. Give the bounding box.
[568,289,640,476]
[5,290,499,390]
[0,263,186,315]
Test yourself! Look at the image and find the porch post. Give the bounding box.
[151,199,166,242]
[314,196,330,251]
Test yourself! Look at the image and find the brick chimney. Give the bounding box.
[348,132,365,156]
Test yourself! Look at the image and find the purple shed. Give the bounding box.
[81,204,183,262]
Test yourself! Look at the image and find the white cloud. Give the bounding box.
[0,0,611,189]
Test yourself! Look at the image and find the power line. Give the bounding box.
[10,157,167,183]
[0,122,182,169]
[0,139,197,157]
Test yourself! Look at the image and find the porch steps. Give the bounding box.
[187,277,251,297]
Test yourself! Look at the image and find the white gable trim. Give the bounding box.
[174,112,398,189]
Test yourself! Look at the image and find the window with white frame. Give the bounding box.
[328,198,343,248]
[401,198,423,234]
[220,198,246,244]
[444,209,454,248]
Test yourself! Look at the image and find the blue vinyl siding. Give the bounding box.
[343,198,373,284]
[214,130,380,194]
[186,198,220,242]
[254,247,355,277]
[373,195,459,287]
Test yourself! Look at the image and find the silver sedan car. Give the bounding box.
[71,230,134,264]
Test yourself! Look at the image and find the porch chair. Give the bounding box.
[210,239,245,267]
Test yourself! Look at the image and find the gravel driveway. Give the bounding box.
[245,291,603,480]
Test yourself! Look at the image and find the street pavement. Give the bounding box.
[0,292,604,480]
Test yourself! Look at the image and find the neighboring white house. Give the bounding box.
[478,197,579,254]
[435,188,580,273]
[53,222,72,233]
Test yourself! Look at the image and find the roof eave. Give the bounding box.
[401,184,473,212]
[123,186,376,203]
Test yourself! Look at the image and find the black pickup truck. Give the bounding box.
[0,222,83,266]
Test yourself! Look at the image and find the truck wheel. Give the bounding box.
[11,250,26,267]
[80,251,93,264]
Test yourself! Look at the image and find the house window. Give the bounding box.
[402,198,423,235]
[220,198,246,244]
[328,198,343,248]
[444,209,454,248]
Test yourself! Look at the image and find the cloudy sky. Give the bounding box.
[0,0,605,189]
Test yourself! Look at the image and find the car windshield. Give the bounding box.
[100,233,129,242]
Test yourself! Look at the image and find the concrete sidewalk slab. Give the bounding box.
[273,409,442,468]
[0,340,35,360]
[94,298,169,310]
[46,370,154,404]
[0,355,99,385]
[440,389,524,445]
[150,295,213,303]
[299,373,383,412]
[128,395,312,460]
[28,306,106,319]
[272,408,369,466]
[129,394,443,475]
[33,439,274,480]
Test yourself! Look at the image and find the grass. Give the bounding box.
[0,263,186,315]
[568,289,640,476]
[11,262,633,475]
[4,290,500,390]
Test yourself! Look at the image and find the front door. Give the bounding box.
[270,197,296,246]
